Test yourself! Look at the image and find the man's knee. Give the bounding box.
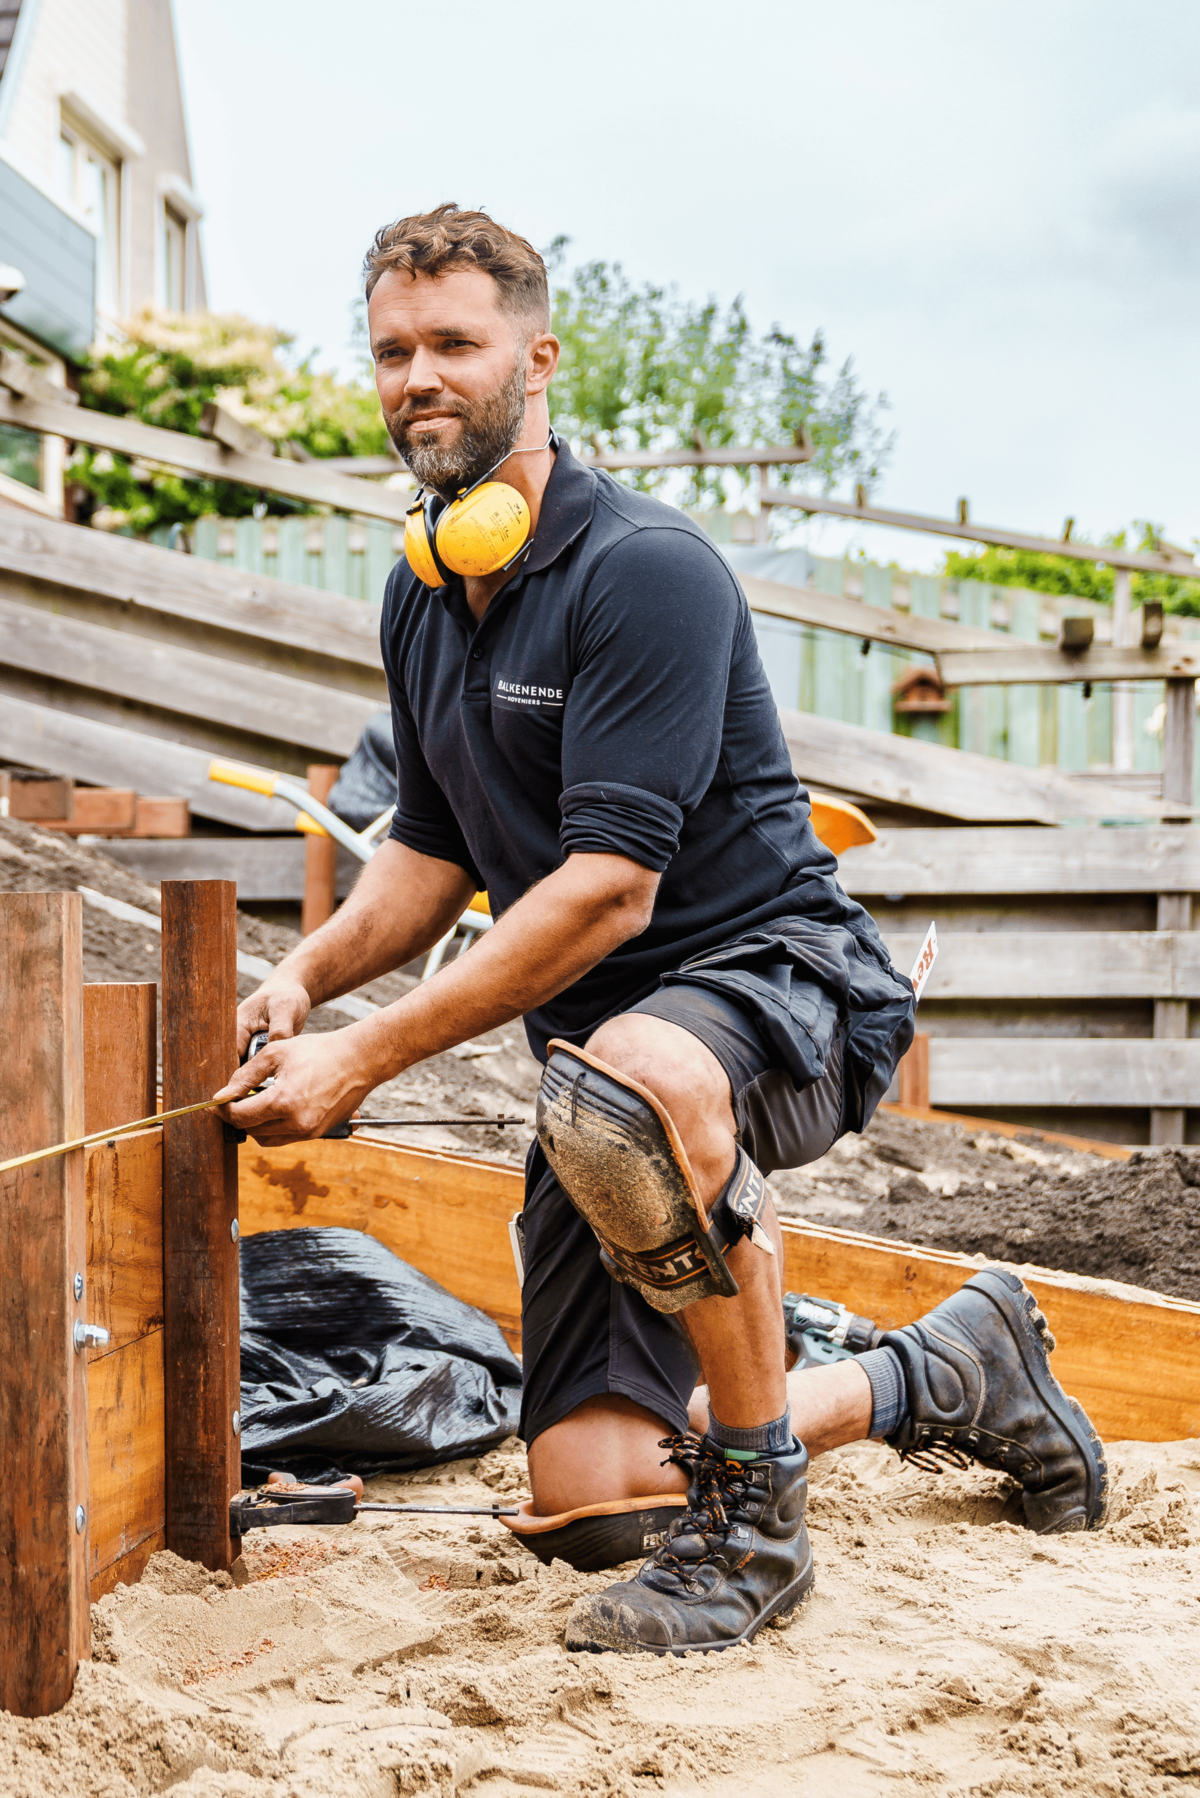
[584,1013,733,1156]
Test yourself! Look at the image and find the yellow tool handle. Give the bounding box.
[208,757,277,798]
[0,1098,219,1177]
[294,811,330,837]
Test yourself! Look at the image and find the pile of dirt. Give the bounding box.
[768,1110,1200,1305]
[4,1436,1199,1795]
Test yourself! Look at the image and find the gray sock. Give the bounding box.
[858,1346,909,1440]
[708,1408,793,1458]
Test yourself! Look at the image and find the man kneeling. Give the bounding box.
[217,202,1108,1658]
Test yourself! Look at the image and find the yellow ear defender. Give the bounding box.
[404,482,531,589]
[402,431,555,589]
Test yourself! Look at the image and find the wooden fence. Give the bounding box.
[179,517,1200,795]
[839,825,1200,1145]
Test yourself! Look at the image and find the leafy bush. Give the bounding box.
[944,525,1200,615]
[70,309,389,534]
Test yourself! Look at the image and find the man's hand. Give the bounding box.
[214,1027,375,1145]
[235,977,313,1057]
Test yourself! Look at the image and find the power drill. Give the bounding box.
[783,1291,880,1372]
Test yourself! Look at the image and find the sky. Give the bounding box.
[172,0,1200,572]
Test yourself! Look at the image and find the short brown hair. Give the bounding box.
[364,203,550,331]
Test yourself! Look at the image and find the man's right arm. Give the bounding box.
[235,839,476,1053]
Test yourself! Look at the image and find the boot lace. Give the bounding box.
[649,1432,749,1580]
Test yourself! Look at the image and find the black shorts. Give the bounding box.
[517,979,848,1448]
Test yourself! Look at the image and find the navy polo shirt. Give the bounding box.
[381,442,898,1065]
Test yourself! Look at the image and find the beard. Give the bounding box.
[387,355,528,499]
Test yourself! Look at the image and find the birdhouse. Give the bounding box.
[892,666,951,715]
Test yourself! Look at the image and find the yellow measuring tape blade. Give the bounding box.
[0,1098,220,1176]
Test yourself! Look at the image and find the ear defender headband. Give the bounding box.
[403,432,556,589]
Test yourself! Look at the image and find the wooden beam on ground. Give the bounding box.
[937,641,1200,686]
[161,881,240,1571]
[237,1135,1198,1442]
[779,711,1191,824]
[0,892,90,1716]
[101,834,360,900]
[0,593,380,757]
[237,1137,524,1350]
[302,764,341,934]
[779,1219,1200,1442]
[879,929,1200,1000]
[878,1102,1134,1161]
[0,389,412,524]
[925,1037,1200,1109]
[0,508,385,674]
[756,485,1200,579]
[838,825,1200,894]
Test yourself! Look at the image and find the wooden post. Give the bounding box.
[161,881,240,1569]
[0,893,90,1716]
[897,1032,930,1110]
[302,763,340,935]
[1151,678,1196,1144]
[755,464,771,544]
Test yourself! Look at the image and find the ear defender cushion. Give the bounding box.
[403,500,446,589]
[436,481,531,578]
[536,1041,740,1313]
[503,1496,687,1571]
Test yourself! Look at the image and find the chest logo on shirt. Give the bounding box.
[494,675,565,710]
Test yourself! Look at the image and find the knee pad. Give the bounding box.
[536,1041,772,1313]
[503,1495,687,1571]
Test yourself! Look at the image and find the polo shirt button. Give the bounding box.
[471,650,482,661]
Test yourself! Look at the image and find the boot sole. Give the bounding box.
[566,1543,816,1657]
[968,1268,1109,1532]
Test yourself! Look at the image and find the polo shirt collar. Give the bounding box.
[521,438,598,576]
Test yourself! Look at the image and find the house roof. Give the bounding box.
[0,0,23,87]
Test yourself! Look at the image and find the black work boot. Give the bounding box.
[564,1434,814,1656]
[881,1267,1108,1534]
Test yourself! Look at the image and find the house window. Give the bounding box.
[158,205,186,311]
[58,127,120,314]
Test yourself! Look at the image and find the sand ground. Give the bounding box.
[3,1432,1198,1797]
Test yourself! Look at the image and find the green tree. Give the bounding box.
[71,309,389,534]
[943,524,1200,614]
[546,240,892,507]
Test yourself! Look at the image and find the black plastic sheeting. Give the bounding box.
[239,1227,522,1485]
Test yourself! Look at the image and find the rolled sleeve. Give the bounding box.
[559,780,685,869]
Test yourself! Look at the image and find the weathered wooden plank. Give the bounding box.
[756,484,1200,579]
[742,572,1005,656]
[161,881,240,1571]
[237,1137,524,1349]
[839,826,1200,895]
[86,1330,165,1594]
[0,593,380,756]
[0,507,385,672]
[880,930,1200,999]
[780,710,1189,824]
[0,389,412,523]
[939,642,1200,686]
[83,983,157,1134]
[85,1132,163,1356]
[927,1037,1200,1108]
[780,1219,1200,1442]
[102,835,359,900]
[0,693,304,831]
[0,893,90,1715]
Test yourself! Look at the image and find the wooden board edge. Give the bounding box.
[90,1531,165,1602]
[879,1101,1134,1161]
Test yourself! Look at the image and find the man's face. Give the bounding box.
[369,266,531,497]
